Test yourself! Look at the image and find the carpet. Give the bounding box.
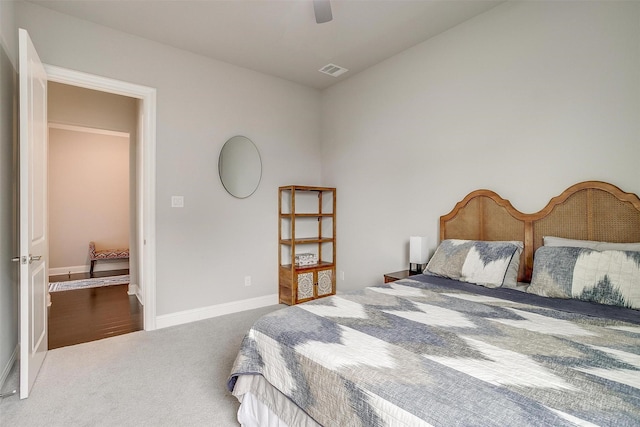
[0,304,283,426]
[48,275,130,292]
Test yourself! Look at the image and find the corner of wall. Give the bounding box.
[0,343,17,395]
[0,0,17,69]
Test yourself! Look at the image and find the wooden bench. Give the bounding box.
[89,241,129,275]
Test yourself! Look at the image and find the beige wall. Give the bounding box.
[48,82,138,134]
[48,82,138,279]
[48,127,130,271]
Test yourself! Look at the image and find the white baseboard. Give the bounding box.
[49,261,130,276]
[155,293,279,330]
[49,265,87,276]
[127,283,143,305]
[0,345,18,391]
[127,283,138,296]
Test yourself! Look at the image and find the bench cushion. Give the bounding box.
[89,241,129,260]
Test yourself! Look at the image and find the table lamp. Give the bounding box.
[409,236,428,274]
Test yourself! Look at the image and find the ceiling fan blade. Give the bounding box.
[313,0,333,24]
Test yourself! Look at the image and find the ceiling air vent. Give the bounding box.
[319,63,349,77]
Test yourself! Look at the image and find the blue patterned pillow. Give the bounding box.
[528,246,640,309]
[425,240,522,288]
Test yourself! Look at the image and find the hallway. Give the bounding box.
[47,269,142,349]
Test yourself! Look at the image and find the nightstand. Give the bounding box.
[383,270,420,283]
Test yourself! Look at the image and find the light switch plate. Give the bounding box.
[171,196,184,208]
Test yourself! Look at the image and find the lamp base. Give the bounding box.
[409,263,426,275]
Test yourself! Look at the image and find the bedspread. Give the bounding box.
[228,276,640,426]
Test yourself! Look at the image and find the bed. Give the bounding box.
[228,181,640,426]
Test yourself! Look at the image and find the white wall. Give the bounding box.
[321,1,640,291]
[15,1,639,321]
[0,0,17,388]
[48,127,130,271]
[17,1,322,316]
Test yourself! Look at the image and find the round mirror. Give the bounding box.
[218,136,262,198]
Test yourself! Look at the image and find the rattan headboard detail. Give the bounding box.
[440,181,640,283]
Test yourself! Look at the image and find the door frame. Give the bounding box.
[44,65,157,330]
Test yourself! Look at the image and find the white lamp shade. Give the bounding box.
[409,236,428,264]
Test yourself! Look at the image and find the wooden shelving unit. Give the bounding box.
[278,185,336,305]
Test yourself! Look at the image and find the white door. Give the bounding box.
[18,28,48,400]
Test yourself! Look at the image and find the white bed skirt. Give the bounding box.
[237,392,289,427]
[233,375,320,427]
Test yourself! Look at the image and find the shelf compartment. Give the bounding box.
[280,261,334,271]
[280,237,334,245]
[280,213,334,218]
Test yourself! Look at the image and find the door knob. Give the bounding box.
[11,257,20,262]
[29,255,42,263]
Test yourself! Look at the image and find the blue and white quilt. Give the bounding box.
[228,275,640,426]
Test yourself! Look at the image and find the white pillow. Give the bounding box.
[543,236,640,252]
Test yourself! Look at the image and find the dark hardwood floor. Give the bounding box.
[48,269,143,350]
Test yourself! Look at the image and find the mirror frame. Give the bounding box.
[218,135,262,199]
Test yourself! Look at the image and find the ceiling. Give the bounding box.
[27,0,502,90]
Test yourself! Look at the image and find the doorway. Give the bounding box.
[46,120,140,348]
[44,65,157,331]
[17,30,157,399]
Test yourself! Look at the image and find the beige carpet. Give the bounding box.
[0,304,282,426]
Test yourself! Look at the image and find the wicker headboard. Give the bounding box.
[440,181,640,283]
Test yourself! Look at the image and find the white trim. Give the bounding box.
[48,265,86,276]
[48,122,130,138]
[48,262,130,276]
[44,64,157,331]
[127,283,142,305]
[44,65,151,99]
[155,294,279,330]
[0,346,18,391]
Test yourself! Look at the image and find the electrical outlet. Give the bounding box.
[244,276,251,287]
[340,271,345,281]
